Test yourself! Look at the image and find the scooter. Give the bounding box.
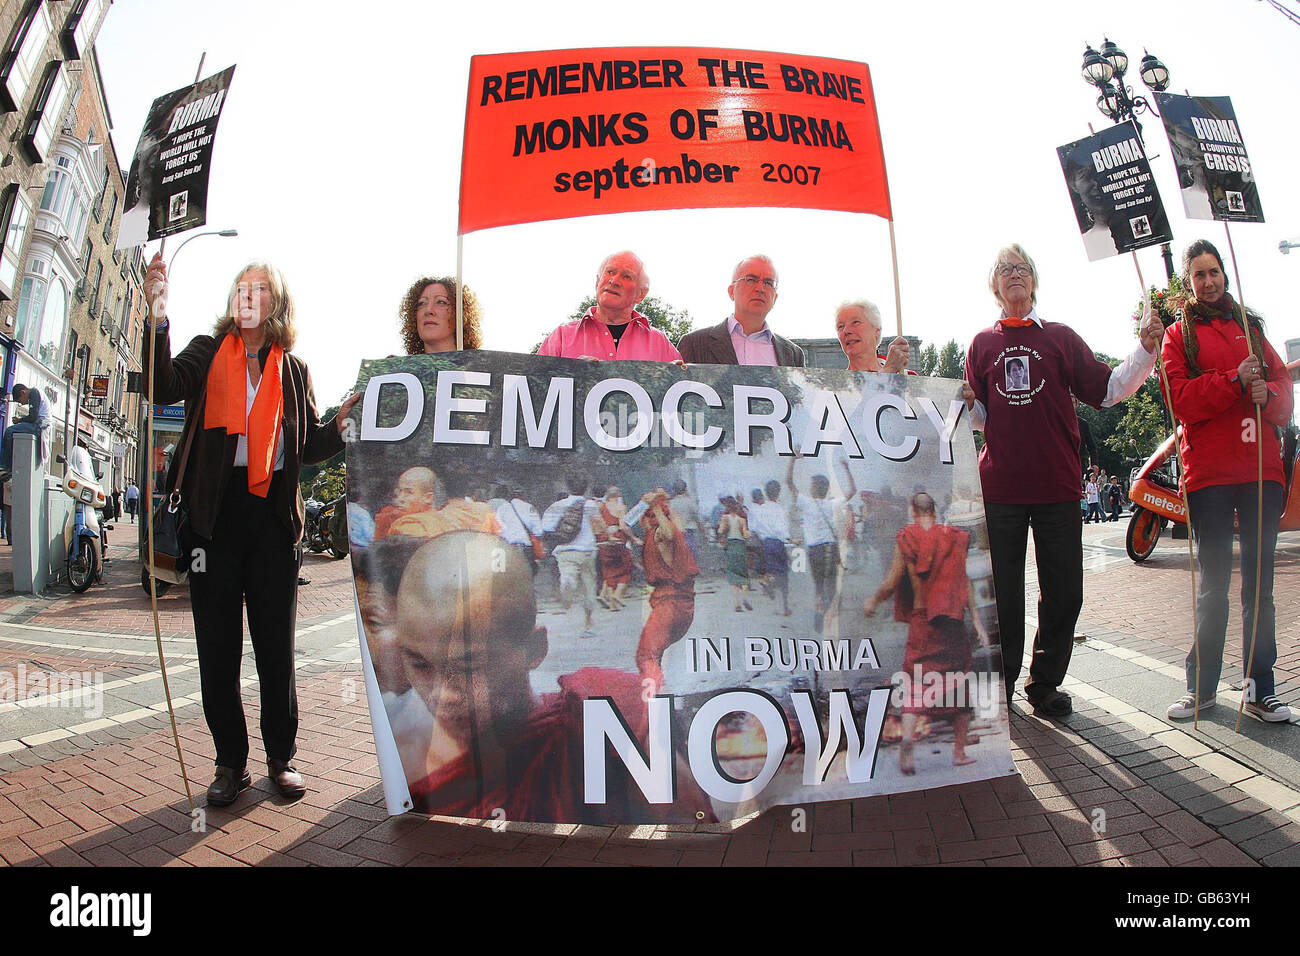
[303,476,347,559]
[1126,358,1300,562]
[61,446,111,592]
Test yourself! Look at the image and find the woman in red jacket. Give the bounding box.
[1161,239,1294,723]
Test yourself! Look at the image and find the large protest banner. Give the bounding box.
[116,65,236,249]
[345,352,1014,822]
[1153,93,1263,223]
[458,48,891,233]
[1057,122,1172,261]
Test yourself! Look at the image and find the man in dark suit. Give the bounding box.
[678,255,804,367]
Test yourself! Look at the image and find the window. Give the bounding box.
[60,0,105,61]
[88,259,101,311]
[100,280,112,329]
[0,1,52,114]
[14,274,46,351]
[91,157,108,220]
[37,278,67,370]
[21,60,71,163]
[101,187,115,240]
[39,159,70,214]
[0,184,34,300]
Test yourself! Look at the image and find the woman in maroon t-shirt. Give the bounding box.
[962,244,1162,718]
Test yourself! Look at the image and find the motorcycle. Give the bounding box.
[61,447,111,592]
[1126,358,1300,562]
[303,476,347,559]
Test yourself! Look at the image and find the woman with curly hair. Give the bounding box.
[399,276,483,354]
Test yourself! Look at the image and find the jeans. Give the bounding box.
[0,421,42,470]
[1184,481,1283,701]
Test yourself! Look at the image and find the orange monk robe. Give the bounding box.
[389,498,501,538]
[893,523,973,716]
[635,500,699,686]
[409,668,714,824]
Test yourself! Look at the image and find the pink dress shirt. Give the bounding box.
[726,315,778,367]
[537,308,682,362]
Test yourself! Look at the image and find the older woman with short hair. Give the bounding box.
[835,299,910,372]
[399,276,482,354]
[962,243,1162,717]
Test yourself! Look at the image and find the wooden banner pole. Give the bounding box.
[1222,222,1266,733]
[888,219,903,338]
[1133,251,1202,728]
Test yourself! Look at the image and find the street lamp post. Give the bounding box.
[167,227,238,271]
[1080,38,1176,281]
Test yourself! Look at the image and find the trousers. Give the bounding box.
[1185,481,1283,700]
[188,469,301,768]
[985,500,1083,699]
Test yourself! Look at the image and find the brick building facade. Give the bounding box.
[0,0,144,491]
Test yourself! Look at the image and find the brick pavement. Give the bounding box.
[0,529,1297,867]
[1078,522,1300,709]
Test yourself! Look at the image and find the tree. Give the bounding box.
[299,403,344,488]
[1102,277,1185,472]
[1105,379,1167,469]
[915,339,963,379]
[531,294,694,353]
[934,340,963,380]
[918,343,938,377]
[301,462,346,502]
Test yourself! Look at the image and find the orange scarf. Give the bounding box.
[999,315,1036,328]
[205,332,284,497]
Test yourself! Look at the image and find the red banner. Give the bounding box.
[458,47,892,234]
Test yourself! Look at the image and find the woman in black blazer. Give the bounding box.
[143,252,356,806]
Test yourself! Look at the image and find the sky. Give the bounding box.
[95,0,1300,406]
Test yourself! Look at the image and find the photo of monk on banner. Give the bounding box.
[864,492,991,777]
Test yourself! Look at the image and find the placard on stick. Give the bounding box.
[117,65,236,249]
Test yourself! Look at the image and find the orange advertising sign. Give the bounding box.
[459,47,892,234]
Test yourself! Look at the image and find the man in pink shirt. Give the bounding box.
[537,251,682,362]
[677,255,805,367]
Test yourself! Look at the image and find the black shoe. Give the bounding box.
[297,576,310,586]
[206,766,250,807]
[268,759,307,799]
[1027,689,1072,718]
